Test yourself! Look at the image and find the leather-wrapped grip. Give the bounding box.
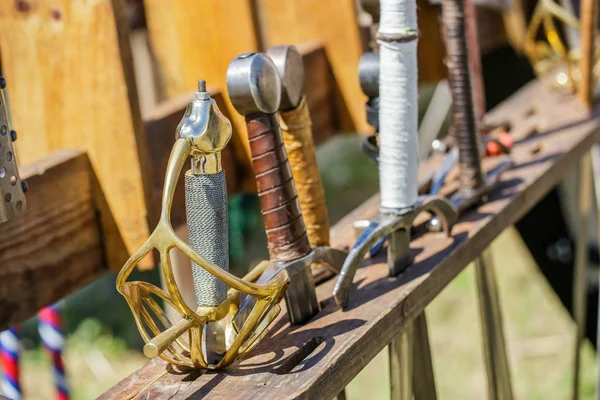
[279,97,330,249]
[246,113,312,262]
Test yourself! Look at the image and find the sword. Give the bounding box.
[266,45,347,283]
[117,81,289,370]
[227,52,346,325]
[0,76,27,223]
[439,0,514,397]
[333,0,458,309]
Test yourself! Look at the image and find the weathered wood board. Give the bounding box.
[258,0,367,133]
[0,150,106,330]
[0,0,152,270]
[101,81,600,399]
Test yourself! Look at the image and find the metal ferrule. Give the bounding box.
[441,0,485,194]
[191,153,222,175]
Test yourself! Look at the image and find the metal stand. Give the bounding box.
[573,152,592,399]
[475,249,514,399]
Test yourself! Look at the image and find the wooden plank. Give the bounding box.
[417,0,447,84]
[143,0,258,192]
[100,80,600,399]
[0,150,106,330]
[0,0,152,270]
[258,0,367,134]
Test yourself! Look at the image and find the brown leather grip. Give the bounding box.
[279,96,330,249]
[246,113,312,263]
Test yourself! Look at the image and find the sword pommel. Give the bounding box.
[227,53,281,116]
[176,81,232,174]
[266,45,305,111]
[358,52,380,99]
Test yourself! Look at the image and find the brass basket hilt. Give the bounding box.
[525,0,600,92]
[116,82,289,370]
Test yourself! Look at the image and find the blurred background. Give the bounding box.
[0,0,598,398]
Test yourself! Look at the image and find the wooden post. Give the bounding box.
[0,150,106,329]
[0,0,152,270]
[578,0,597,109]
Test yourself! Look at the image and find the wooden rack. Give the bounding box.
[98,79,600,399]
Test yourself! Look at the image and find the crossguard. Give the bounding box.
[116,139,289,369]
[333,195,457,308]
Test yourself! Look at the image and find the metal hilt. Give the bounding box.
[178,81,231,309]
[228,52,346,326]
[525,0,600,93]
[117,83,290,370]
[246,113,312,262]
[440,0,484,195]
[278,97,330,248]
[267,45,331,251]
[333,196,457,308]
[0,77,27,223]
[227,52,312,264]
[179,82,231,363]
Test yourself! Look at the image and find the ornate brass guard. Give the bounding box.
[525,0,600,92]
[116,82,289,370]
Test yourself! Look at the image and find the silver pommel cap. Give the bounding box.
[176,79,232,174]
[358,52,380,99]
[266,45,305,111]
[226,52,282,116]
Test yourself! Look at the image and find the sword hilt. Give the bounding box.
[177,81,232,308]
[267,45,330,250]
[440,0,485,194]
[246,113,312,262]
[227,52,312,263]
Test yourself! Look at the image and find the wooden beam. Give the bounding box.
[258,0,367,133]
[99,80,600,399]
[143,0,258,192]
[0,0,153,270]
[578,0,597,110]
[0,150,106,330]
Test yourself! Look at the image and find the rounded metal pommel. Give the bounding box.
[358,52,380,98]
[176,83,232,155]
[226,52,281,116]
[266,45,304,111]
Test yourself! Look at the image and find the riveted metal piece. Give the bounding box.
[0,76,27,223]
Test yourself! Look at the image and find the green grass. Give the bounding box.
[345,227,598,399]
